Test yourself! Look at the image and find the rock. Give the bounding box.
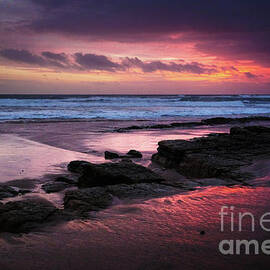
[126,150,142,158]
[67,160,92,173]
[201,117,233,125]
[120,158,133,163]
[64,187,113,212]
[4,179,36,189]
[42,182,71,193]
[106,183,179,199]
[18,189,32,195]
[104,151,120,159]
[55,176,77,185]
[230,126,249,135]
[152,126,270,181]
[104,150,142,159]
[115,117,270,132]
[0,185,18,200]
[0,199,58,233]
[78,161,163,188]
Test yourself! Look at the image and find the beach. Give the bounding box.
[2,1,270,268]
[0,95,270,269]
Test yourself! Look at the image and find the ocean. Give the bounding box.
[0,94,270,121]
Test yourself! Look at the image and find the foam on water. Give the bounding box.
[0,94,270,121]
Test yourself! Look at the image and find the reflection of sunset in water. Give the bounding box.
[83,127,227,154]
[1,185,270,269]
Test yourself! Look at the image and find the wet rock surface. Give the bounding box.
[0,198,58,233]
[42,182,72,193]
[55,176,77,185]
[64,183,180,214]
[77,161,164,187]
[106,183,179,199]
[105,151,120,159]
[0,185,19,200]
[127,149,142,158]
[152,126,270,181]
[0,185,31,200]
[67,160,92,173]
[104,149,143,159]
[116,116,270,132]
[2,124,270,234]
[64,187,113,212]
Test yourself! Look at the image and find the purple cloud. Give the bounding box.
[122,57,217,74]
[0,49,45,65]
[0,48,234,75]
[245,72,258,79]
[74,53,122,71]
[42,51,68,63]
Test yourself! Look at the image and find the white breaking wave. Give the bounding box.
[0,95,270,121]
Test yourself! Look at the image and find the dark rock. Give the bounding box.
[200,231,205,235]
[64,187,113,212]
[67,160,92,173]
[104,151,120,159]
[0,185,18,200]
[201,117,233,125]
[18,189,32,195]
[42,182,71,193]
[0,199,58,233]
[78,161,163,188]
[230,126,249,135]
[106,183,179,199]
[152,126,270,181]
[4,179,36,189]
[115,117,270,132]
[121,158,133,163]
[126,150,143,158]
[55,176,77,185]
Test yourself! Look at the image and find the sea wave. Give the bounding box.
[0,94,269,121]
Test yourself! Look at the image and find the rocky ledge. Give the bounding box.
[0,199,59,233]
[68,160,163,187]
[152,126,270,181]
[116,116,270,132]
[2,126,269,234]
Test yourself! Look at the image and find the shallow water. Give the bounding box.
[0,126,226,182]
[0,134,104,182]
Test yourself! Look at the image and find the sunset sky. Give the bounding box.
[0,0,270,94]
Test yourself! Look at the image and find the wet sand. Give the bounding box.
[0,120,270,270]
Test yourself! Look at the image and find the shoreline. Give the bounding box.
[0,118,270,269]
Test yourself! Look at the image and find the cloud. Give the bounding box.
[42,51,68,63]
[244,72,258,79]
[74,53,122,71]
[194,32,270,67]
[28,0,270,36]
[0,49,68,68]
[1,0,270,67]
[122,57,217,74]
[0,49,45,65]
[0,48,219,74]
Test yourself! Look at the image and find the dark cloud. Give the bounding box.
[42,51,68,62]
[122,57,216,74]
[194,32,270,67]
[28,0,270,35]
[74,53,122,71]
[1,0,270,67]
[0,48,219,74]
[245,72,258,79]
[0,49,67,68]
[0,49,45,65]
